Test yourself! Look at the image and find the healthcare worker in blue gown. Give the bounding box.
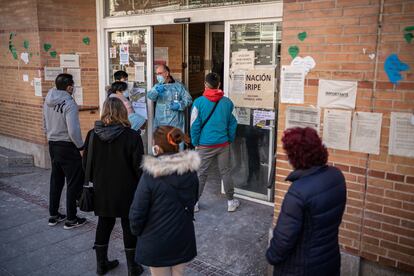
[147,64,192,132]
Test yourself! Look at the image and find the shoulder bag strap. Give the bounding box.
[200,99,220,132]
[84,131,94,186]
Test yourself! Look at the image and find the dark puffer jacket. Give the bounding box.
[266,165,346,276]
[129,150,200,267]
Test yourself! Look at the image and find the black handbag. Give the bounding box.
[78,132,95,212]
[187,99,220,150]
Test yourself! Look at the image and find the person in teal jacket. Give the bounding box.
[147,65,192,132]
[190,72,239,213]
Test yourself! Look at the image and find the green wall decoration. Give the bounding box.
[23,40,30,50]
[403,26,414,44]
[404,33,414,43]
[82,36,90,45]
[298,32,307,41]
[50,51,57,58]
[8,33,18,60]
[43,43,52,52]
[288,45,299,59]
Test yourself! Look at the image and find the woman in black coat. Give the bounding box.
[266,127,347,276]
[129,126,199,276]
[83,97,144,276]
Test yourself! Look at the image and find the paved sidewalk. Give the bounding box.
[0,167,273,276]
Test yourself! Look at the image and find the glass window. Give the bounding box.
[105,0,280,17]
[228,21,281,199]
[107,29,149,150]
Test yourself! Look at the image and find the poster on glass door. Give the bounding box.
[230,68,275,110]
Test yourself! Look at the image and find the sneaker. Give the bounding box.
[48,213,66,226]
[64,217,87,230]
[227,199,240,212]
[194,202,199,213]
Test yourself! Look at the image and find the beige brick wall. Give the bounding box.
[276,0,414,273]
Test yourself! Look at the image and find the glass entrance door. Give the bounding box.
[224,20,282,201]
[106,27,153,152]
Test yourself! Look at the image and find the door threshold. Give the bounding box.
[234,193,274,207]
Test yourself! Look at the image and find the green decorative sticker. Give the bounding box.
[82,36,90,45]
[43,43,52,52]
[288,45,299,59]
[404,26,414,32]
[404,33,413,43]
[8,33,18,60]
[50,51,57,58]
[23,40,30,50]
[404,26,414,43]
[298,32,307,41]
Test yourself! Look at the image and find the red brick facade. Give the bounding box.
[0,0,99,148]
[275,0,414,273]
[0,0,413,273]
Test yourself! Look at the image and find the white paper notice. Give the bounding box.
[20,52,29,64]
[280,65,305,104]
[286,106,320,132]
[134,62,145,82]
[389,112,414,158]
[350,112,383,155]
[235,107,251,126]
[318,79,357,109]
[109,47,117,59]
[290,56,316,75]
[34,78,42,97]
[44,67,64,81]
[232,51,254,69]
[73,87,83,105]
[60,54,79,68]
[231,71,246,94]
[323,109,352,151]
[253,110,275,126]
[119,44,129,65]
[67,68,81,86]
[23,74,29,82]
[131,86,147,119]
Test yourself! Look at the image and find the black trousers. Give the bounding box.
[95,216,137,249]
[48,141,84,221]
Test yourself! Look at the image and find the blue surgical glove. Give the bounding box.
[155,84,164,95]
[170,102,180,111]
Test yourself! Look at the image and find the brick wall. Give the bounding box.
[0,0,100,148]
[275,0,414,273]
[154,25,184,82]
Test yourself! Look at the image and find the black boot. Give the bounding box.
[125,248,144,276]
[94,244,119,275]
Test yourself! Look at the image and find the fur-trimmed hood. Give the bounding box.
[142,150,200,178]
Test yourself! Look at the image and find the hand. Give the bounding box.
[170,102,180,111]
[155,84,164,95]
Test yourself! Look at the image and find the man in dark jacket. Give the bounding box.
[266,127,346,276]
[43,73,86,229]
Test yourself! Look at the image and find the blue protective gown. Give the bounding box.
[147,81,192,131]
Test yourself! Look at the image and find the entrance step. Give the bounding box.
[0,147,34,168]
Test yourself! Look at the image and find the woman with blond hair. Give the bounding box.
[83,97,144,275]
[129,126,200,276]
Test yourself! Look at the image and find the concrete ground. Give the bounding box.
[0,162,273,275]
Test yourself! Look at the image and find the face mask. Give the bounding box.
[71,87,76,95]
[152,145,159,156]
[123,91,129,98]
[140,129,146,136]
[156,75,165,84]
